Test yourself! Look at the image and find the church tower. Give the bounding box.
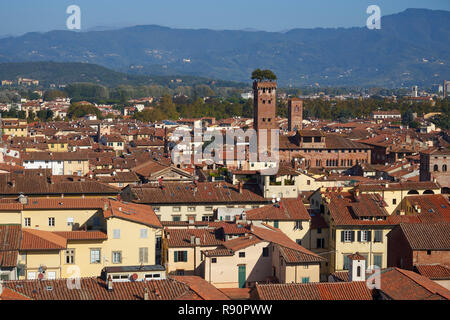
[288,98,303,132]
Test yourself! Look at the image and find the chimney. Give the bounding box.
[188,216,195,225]
[195,237,200,245]
[414,204,421,213]
[144,288,150,301]
[238,181,243,194]
[190,235,196,245]
[107,275,113,291]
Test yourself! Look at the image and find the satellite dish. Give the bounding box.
[272,199,276,204]
[276,197,281,202]
[131,273,138,281]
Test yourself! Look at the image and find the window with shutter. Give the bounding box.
[174,251,178,262]
[373,254,382,268]
[374,230,383,243]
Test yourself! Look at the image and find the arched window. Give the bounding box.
[407,190,419,195]
[434,164,439,172]
[295,106,299,112]
[443,164,447,172]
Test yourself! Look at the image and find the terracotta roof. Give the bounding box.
[129,182,268,205]
[251,225,324,262]
[1,278,203,300]
[53,231,108,241]
[23,152,89,161]
[20,229,67,251]
[0,224,21,251]
[23,198,105,210]
[406,194,450,222]
[202,247,234,257]
[396,222,450,250]
[170,276,230,300]
[246,198,310,221]
[255,281,373,300]
[0,173,120,196]
[278,245,325,263]
[0,250,18,268]
[325,192,423,226]
[357,181,440,192]
[210,221,250,235]
[104,200,162,229]
[379,268,450,300]
[166,229,223,247]
[0,287,31,300]
[415,264,450,280]
[348,252,366,260]
[223,235,263,251]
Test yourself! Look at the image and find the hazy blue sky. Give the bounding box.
[1,0,449,35]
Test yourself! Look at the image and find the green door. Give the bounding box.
[238,265,246,288]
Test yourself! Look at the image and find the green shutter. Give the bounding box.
[183,251,187,262]
[174,251,178,262]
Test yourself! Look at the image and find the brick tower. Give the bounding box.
[253,80,277,156]
[288,98,303,132]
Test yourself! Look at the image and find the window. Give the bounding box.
[434,164,439,172]
[113,229,121,239]
[202,215,212,222]
[67,217,74,226]
[172,215,181,222]
[212,258,217,263]
[139,248,149,263]
[295,221,303,229]
[443,164,447,172]
[393,199,397,205]
[343,254,350,270]
[65,249,75,264]
[239,252,245,258]
[342,230,354,242]
[359,230,371,242]
[187,207,196,212]
[301,277,310,284]
[174,251,188,262]
[205,206,213,212]
[316,238,325,249]
[262,247,269,257]
[112,251,122,264]
[427,250,432,255]
[140,229,148,239]
[296,239,302,245]
[374,230,383,243]
[24,217,31,227]
[90,249,101,264]
[48,217,55,227]
[172,206,181,212]
[317,227,322,234]
[274,220,279,228]
[373,254,382,268]
[153,207,160,213]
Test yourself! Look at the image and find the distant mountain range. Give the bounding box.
[0,62,245,88]
[0,8,449,87]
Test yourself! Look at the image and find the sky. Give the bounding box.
[0,0,449,36]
